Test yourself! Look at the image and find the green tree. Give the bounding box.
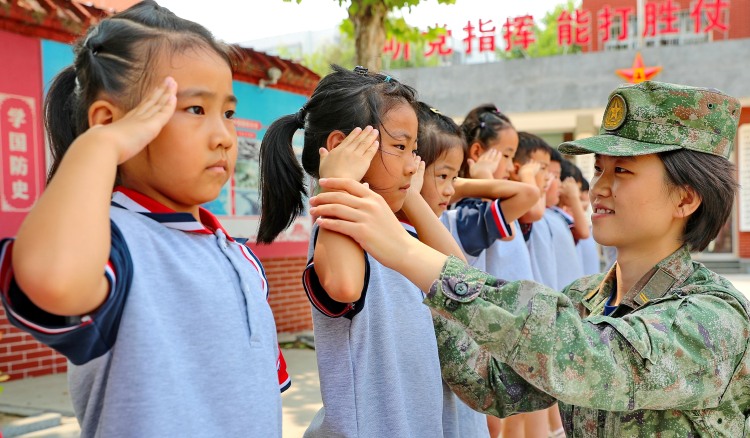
[286,0,455,72]
[498,0,582,60]
[278,32,356,77]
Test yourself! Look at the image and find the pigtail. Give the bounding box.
[257,114,307,244]
[44,66,84,182]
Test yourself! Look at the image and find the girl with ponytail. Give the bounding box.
[259,66,464,437]
[1,2,285,436]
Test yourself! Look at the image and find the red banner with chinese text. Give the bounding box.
[0,30,45,238]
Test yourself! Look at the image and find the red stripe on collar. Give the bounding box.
[113,187,233,240]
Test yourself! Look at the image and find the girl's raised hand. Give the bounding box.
[517,160,542,181]
[87,76,177,165]
[559,176,581,206]
[407,155,425,197]
[467,148,500,179]
[318,126,379,182]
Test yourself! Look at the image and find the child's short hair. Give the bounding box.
[659,150,738,251]
[258,65,418,243]
[515,131,553,165]
[44,0,237,181]
[549,147,564,164]
[560,159,583,184]
[580,176,590,192]
[415,102,465,169]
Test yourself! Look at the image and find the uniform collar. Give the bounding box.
[583,245,695,314]
[111,186,233,241]
[548,206,574,223]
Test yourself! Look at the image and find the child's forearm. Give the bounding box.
[13,133,119,316]
[314,229,366,303]
[451,178,508,203]
[400,239,449,293]
[310,178,450,293]
[403,194,466,263]
[520,192,546,223]
[499,182,541,224]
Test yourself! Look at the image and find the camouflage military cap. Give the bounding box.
[559,81,741,159]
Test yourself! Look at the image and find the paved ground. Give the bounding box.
[2,274,750,437]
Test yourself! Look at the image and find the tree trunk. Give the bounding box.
[349,0,387,72]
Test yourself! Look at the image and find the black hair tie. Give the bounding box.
[295,107,306,128]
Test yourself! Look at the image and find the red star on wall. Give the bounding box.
[615,53,662,83]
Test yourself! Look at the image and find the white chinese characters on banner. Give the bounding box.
[1,94,39,212]
[9,132,27,152]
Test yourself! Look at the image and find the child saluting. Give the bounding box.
[1,2,285,436]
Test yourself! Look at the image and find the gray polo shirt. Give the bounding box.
[1,189,282,437]
[302,224,444,437]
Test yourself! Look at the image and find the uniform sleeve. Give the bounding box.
[432,311,556,417]
[0,221,133,366]
[424,256,749,412]
[277,347,291,393]
[454,199,512,257]
[301,231,370,319]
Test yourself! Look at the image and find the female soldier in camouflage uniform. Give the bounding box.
[308,81,750,437]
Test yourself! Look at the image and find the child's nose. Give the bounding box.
[212,118,235,149]
[405,157,417,174]
[445,183,455,197]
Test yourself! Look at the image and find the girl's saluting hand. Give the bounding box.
[467,148,500,180]
[87,76,177,165]
[318,126,380,181]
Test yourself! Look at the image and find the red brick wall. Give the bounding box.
[0,305,68,380]
[263,255,313,333]
[0,255,312,380]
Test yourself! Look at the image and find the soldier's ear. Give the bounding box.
[673,185,701,219]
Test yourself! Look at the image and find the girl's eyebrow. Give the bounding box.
[382,129,414,142]
[436,164,458,171]
[177,88,238,104]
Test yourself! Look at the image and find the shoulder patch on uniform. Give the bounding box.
[603,94,627,131]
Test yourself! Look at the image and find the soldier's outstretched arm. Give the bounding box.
[433,313,556,417]
[426,257,748,412]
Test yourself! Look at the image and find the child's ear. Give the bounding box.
[468,142,483,162]
[325,130,347,152]
[512,161,520,174]
[88,99,124,127]
[674,186,702,219]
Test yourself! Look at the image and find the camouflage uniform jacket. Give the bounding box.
[426,246,750,437]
